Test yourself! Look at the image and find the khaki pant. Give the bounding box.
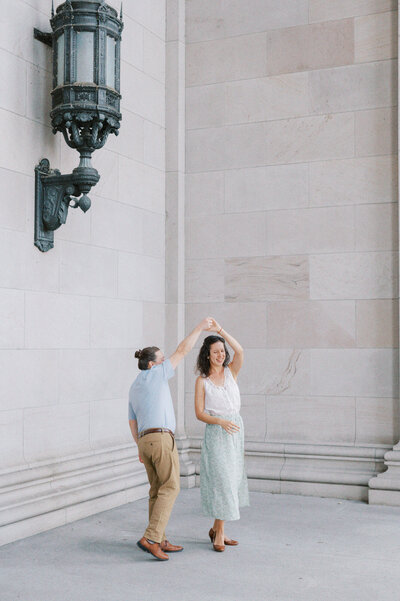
[138,431,180,543]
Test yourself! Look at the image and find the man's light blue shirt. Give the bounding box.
[128,359,176,433]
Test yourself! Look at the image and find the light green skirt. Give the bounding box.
[200,413,249,521]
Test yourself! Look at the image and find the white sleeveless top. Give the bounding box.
[204,367,241,416]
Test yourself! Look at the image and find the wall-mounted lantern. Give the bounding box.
[33,0,123,251]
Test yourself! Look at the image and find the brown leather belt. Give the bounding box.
[138,428,174,438]
[139,428,175,450]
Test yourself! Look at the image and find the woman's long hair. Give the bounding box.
[196,335,231,377]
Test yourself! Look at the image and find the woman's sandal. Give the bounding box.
[208,528,225,552]
[209,527,238,547]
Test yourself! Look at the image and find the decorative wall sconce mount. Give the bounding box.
[34,0,123,251]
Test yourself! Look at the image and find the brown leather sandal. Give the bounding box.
[209,527,238,546]
[208,528,225,552]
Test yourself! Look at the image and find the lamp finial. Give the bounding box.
[120,2,123,20]
[51,0,54,17]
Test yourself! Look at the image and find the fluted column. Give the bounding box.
[368,5,400,505]
[165,0,195,487]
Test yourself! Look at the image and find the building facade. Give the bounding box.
[0,0,399,545]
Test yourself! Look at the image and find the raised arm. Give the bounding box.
[169,317,212,369]
[208,319,244,378]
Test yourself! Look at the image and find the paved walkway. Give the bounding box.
[1,489,400,601]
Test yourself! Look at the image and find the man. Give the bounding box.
[129,317,212,561]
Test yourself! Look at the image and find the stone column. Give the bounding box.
[368,5,400,505]
[165,0,195,487]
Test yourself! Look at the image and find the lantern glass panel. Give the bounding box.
[76,31,95,83]
[106,35,116,89]
[56,33,64,86]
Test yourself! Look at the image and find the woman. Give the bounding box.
[194,319,249,552]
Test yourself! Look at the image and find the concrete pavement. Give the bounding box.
[1,488,400,601]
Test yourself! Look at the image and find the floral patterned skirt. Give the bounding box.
[200,413,249,521]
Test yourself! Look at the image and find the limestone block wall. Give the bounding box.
[184,0,399,500]
[0,0,166,544]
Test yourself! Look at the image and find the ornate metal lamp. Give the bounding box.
[33,0,123,251]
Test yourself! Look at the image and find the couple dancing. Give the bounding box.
[128,317,249,561]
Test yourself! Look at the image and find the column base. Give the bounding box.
[188,437,389,501]
[176,435,196,489]
[369,445,400,506]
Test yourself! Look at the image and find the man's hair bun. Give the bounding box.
[134,346,160,370]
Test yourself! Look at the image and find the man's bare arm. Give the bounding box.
[129,419,138,444]
[129,419,143,463]
[169,317,212,369]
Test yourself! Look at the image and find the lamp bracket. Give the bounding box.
[33,28,53,47]
[34,158,99,252]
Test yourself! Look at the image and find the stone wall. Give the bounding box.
[0,0,166,544]
[184,0,399,500]
[1,0,399,546]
